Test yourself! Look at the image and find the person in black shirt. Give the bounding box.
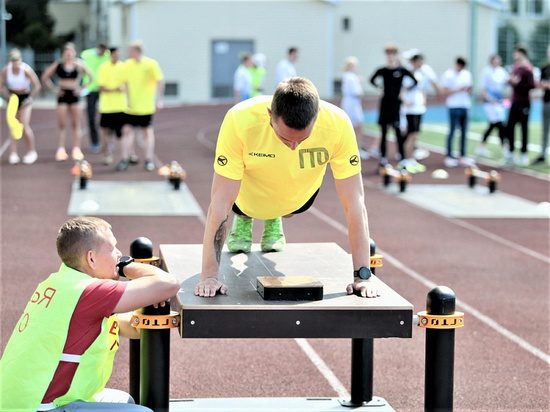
[370,44,417,168]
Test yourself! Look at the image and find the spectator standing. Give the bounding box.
[369,44,417,167]
[402,48,440,161]
[97,47,127,166]
[81,43,110,153]
[340,56,368,159]
[401,53,427,173]
[440,57,474,168]
[117,40,164,172]
[233,53,253,102]
[41,42,93,162]
[0,48,41,165]
[475,55,509,158]
[275,47,298,85]
[534,44,550,165]
[249,53,267,97]
[504,45,535,167]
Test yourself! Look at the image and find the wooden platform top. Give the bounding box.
[160,243,413,312]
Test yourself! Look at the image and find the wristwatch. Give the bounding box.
[354,266,372,281]
[117,256,134,278]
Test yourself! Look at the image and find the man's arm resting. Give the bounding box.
[113,263,180,313]
[117,312,140,339]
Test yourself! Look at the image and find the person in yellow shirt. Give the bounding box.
[98,47,127,165]
[118,41,164,171]
[195,77,379,299]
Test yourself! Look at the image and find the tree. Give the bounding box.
[6,0,60,52]
[498,23,521,67]
[529,19,550,67]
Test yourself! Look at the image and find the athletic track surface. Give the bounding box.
[1,103,548,411]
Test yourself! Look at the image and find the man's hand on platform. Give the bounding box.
[195,277,228,297]
[347,279,380,298]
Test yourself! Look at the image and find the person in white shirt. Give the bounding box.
[340,56,368,159]
[475,55,509,158]
[275,47,298,85]
[402,49,440,161]
[234,53,253,102]
[401,53,428,173]
[440,57,474,168]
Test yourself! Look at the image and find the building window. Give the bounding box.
[526,0,544,16]
[342,17,351,32]
[509,0,519,14]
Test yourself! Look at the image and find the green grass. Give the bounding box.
[364,121,549,175]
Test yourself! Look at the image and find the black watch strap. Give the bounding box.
[354,266,372,281]
[117,256,134,278]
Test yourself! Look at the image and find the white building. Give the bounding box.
[48,0,506,103]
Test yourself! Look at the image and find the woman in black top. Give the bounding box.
[42,42,93,161]
[370,44,416,168]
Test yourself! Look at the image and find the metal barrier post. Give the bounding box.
[129,237,171,412]
[419,286,464,412]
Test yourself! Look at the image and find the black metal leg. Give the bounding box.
[129,339,140,403]
[349,337,374,406]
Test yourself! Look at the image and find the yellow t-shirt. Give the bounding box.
[124,56,163,115]
[97,61,127,114]
[214,96,361,219]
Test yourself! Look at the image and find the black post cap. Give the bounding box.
[426,286,456,316]
[130,237,153,259]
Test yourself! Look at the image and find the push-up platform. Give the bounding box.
[159,242,414,411]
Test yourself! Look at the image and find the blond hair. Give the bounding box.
[344,56,359,72]
[56,217,111,269]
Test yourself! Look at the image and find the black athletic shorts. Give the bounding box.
[100,112,124,138]
[57,89,79,105]
[406,114,423,134]
[232,188,320,217]
[124,114,153,128]
[11,92,29,110]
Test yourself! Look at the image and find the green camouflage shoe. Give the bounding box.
[227,215,253,253]
[261,217,286,252]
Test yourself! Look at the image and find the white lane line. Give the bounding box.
[295,338,350,399]
[0,138,10,157]
[308,206,550,365]
[448,218,549,264]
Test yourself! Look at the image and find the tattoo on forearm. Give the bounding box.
[214,216,228,264]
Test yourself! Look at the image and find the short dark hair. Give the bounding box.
[109,47,118,54]
[456,57,467,67]
[56,217,111,269]
[514,45,528,57]
[288,47,298,55]
[271,77,319,130]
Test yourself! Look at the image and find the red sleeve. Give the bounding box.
[42,280,127,403]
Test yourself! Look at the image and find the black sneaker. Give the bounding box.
[533,156,546,165]
[144,159,155,171]
[116,159,130,171]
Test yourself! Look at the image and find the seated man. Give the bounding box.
[0,217,180,411]
[195,77,379,299]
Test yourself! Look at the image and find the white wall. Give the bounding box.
[333,1,499,95]
[48,0,503,103]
